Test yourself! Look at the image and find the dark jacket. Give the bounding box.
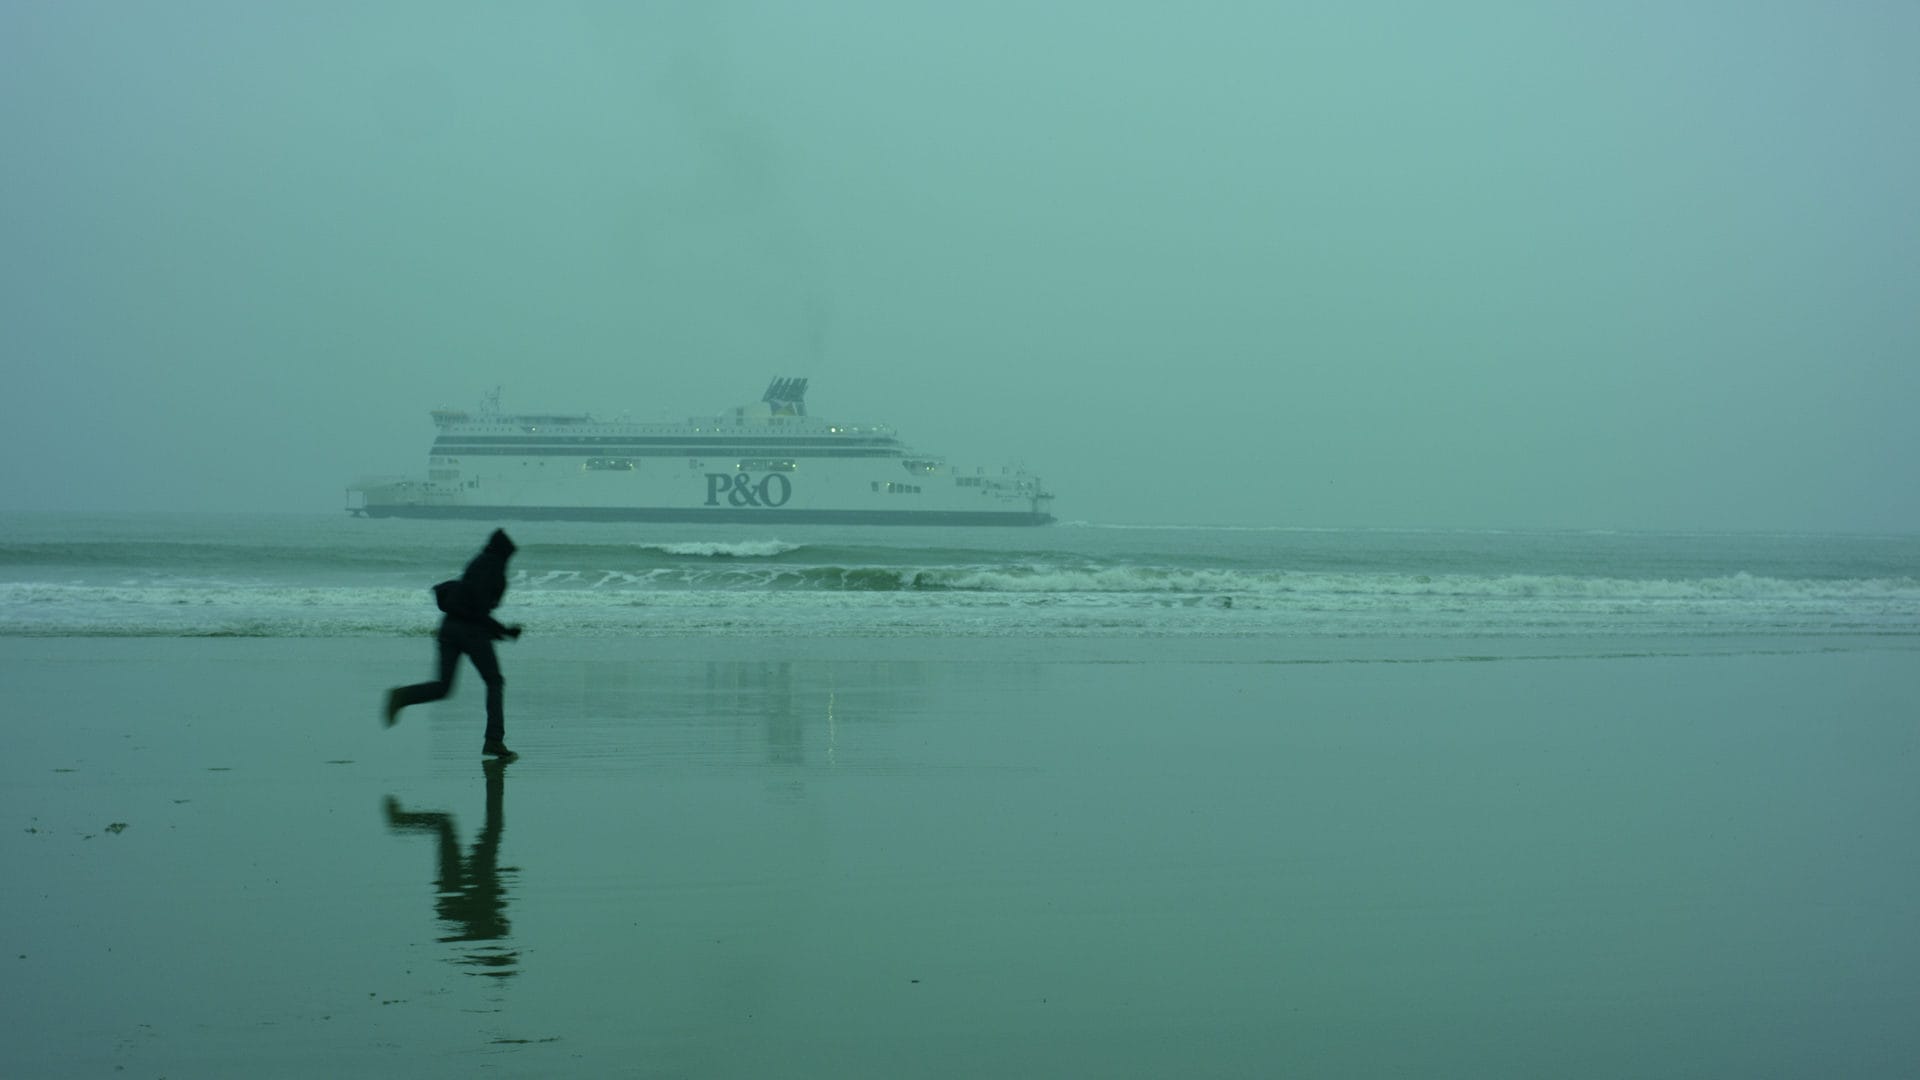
[442,529,517,638]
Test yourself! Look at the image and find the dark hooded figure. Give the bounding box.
[385,529,523,758]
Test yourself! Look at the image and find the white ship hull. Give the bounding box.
[348,380,1054,526]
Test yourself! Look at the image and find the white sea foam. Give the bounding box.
[1061,521,1374,534]
[6,570,1917,639]
[636,540,803,558]
[7,515,1916,638]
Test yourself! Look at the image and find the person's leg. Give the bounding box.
[465,634,507,747]
[387,633,461,724]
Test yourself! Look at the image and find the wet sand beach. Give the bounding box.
[5,635,1918,1077]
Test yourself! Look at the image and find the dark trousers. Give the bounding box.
[392,618,505,743]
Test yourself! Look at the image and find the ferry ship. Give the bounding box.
[347,378,1055,525]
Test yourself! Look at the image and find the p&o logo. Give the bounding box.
[705,473,793,508]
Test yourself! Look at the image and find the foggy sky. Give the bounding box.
[3,1,1916,531]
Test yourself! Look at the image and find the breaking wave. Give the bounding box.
[6,516,1917,639]
[635,540,805,559]
[4,568,1916,639]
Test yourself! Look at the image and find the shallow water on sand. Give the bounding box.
[5,636,1918,1077]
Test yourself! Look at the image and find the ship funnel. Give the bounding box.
[763,376,809,417]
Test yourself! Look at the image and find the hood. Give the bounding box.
[485,528,517,556]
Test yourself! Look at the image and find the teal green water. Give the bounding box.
[5,514,1917,640]
[4,636,1915,1077]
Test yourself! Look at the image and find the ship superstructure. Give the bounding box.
[347,378,1054,525]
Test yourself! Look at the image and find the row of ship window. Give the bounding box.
[429,460,956,494]
[432,449,893,455]
[439,457,817,473]
[435,455,945,474]
[434,435,897,447]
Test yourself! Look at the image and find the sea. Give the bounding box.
[9,512,1920,1076]
[3,512,1916,643]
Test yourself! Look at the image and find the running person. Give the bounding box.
[385,529,523,759]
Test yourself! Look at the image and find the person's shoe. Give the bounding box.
[483,742,518,760]
[383,690,402,728]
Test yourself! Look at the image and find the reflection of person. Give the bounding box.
[383,758,518,976]
[385,529,523,759]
